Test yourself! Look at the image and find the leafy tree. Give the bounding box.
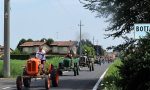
[82,44,95,56]
[27,38,33,42]
[94,45,105,56]
[77,39,97,56]
[16,38,26,51]
[46,38,54,45]
[82,0,150,38]
[40,38,47,42]
[11,48,21,54]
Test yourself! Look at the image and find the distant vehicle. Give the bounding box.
[79,55,94,71]
[58,54,79,76]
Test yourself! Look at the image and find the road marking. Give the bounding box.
[92,68,109,90]
[2,87,10,89]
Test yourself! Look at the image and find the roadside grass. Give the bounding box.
[98,58,122,90]
[0,57,63,78]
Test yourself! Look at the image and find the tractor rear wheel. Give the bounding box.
[58,70,63,76]
[51,69,59,87]
[73,68,77,76]
[16,76,22,90]
[76,66,79,75]
[89,63,92,71]
[45,76,51,90]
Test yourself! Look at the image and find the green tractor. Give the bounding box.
[58,54,79,76]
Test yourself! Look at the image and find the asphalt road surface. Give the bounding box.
[0,63,110,90]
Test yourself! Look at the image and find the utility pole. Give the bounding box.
[96,40,98,56]
[4,0,10,77]
[93,36,95,54]
[56,32,58,40]
[78,20,83,58]
[93,36,94,46]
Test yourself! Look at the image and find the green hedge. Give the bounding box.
[10,54,30,60]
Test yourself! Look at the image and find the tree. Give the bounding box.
[27,38,33,42]
[94,45,105,56]
[17,38,26,51]
[11,48,21,54]
[82,0,150,38]
[46,38,54,45]
[77,39,97,56]
[40,38,47,42]
[82,44,95,56]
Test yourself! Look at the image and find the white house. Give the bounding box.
[19,41,50,53]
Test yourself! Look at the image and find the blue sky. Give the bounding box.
[0,0,125,50]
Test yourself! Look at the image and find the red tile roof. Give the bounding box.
[20,41,46,47]
[50,41,76,47]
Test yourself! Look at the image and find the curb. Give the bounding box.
[92,68,109,90]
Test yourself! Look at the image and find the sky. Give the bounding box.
[0,0,126,50]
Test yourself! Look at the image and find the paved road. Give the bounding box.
[0,63,110,90]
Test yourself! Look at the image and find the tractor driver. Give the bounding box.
[36,46,46,71]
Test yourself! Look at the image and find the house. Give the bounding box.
[50,41,77,55]
[0,45,13,55]
[19,41,50,54]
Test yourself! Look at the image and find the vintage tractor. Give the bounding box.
[16,58,59,90]
[79,56,94,71]
[58,54,79,76]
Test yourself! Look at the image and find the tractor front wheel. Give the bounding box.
[23,78,31,88]
[45,76,51,90]
[51,69,59,87]
[16,76,22,90]
[23,70,31,88]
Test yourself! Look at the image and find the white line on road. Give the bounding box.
[92,68,109,90]
[2,87,10,89]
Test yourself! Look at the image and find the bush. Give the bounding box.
[118,33,150,90]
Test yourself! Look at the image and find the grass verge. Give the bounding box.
[98,58,122,90]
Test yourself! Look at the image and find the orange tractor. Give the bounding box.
[16,58,59,90]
